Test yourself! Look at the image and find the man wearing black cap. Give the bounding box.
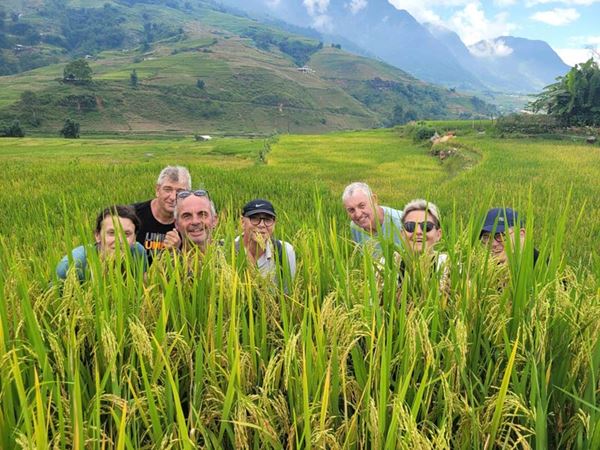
[235,198,296,285]
[480,208,539,265]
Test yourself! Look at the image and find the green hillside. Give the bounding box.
[0,0,495,135]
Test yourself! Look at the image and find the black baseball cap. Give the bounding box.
[481,208,520,234]
[242,199,276,217]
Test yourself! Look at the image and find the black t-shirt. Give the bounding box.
[133,200,175,263]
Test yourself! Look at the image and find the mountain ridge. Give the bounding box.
[218,0,570,95]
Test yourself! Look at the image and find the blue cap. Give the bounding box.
[481,208,520,233]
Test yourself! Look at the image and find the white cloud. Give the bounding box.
[470,39,514,57]
[526,0,598,6]
[555,48,599,66]
[494,0,517,6]
[531,8,580,26]
[312,14,334,32]
[303,0,330,16]
[567,35,600,46]
[448,2,517,45]
[347,0,368,14]
[303,0,333,31]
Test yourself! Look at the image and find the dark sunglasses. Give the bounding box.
[403,221,437,233]
[176,189,209,200]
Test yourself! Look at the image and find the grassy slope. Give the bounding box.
[0,1,493,134]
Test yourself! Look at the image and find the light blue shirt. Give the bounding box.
[350,205,403,252]
[56,242,148,281]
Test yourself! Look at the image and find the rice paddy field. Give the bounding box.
[0,128,599,448]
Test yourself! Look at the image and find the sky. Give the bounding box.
[387,0,600,65]
[301,0,600,66]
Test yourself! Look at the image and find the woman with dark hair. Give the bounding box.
[56,205,148,281]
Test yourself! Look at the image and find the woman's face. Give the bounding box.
[95,216,137,256]
[402,210,442,252]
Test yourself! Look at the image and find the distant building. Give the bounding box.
[297,66,315,74]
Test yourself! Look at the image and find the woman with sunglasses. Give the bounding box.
[397,199,449,289]
[401,199,443,254]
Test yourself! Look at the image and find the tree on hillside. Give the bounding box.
[1,120,25,137]
[63,59,92,83]
[529,58,600,126]
[20,90,41,126]
[130,69,138,88]
[388,104,418,126]
[60,118,80,138]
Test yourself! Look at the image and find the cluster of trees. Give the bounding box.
[63,59,93,83]
[1,3,184,77]
[242,27,323,67]
[45,4,127,55]
[60,118,80,138]
[0,120,25,137]
[0,9,61,75]
[141,21,184,51]
[389,104,418,126]
[0,118,81,138]
[530,58,600,126]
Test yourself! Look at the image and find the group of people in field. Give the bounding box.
[57,165,296,285]
[57,165,538,288]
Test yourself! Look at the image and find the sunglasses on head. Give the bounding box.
[403,221,437,233]
[176,189,209,200]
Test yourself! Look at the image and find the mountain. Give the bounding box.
[219,0,486,90]
[218,0,571,95]
[0,0,495,135]
[468,36,570,93]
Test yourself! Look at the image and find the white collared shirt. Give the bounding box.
[234,236,297,283]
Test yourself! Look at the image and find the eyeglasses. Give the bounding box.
[248,215,275,226]
[403,221,437,233]
[480,232,505,244]
[176,189,209,200]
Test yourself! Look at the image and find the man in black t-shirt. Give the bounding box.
[133,166,191,263]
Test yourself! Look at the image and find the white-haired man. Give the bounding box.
[133,165,191,263]
[342,182,403,251]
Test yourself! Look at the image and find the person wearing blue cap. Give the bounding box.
[480,208,539,265]
[235,198,296,286]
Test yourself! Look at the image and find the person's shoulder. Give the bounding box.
[132,199,151,212]
[131,241,147,256]
[437,252,449,266]
[282,240,295,252]
[381,205,403,220]
[70,244,88,260]
[381,205,403,231]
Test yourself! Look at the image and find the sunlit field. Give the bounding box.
[0,128,599,448]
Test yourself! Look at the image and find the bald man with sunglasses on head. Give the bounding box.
[174,189,218,254]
